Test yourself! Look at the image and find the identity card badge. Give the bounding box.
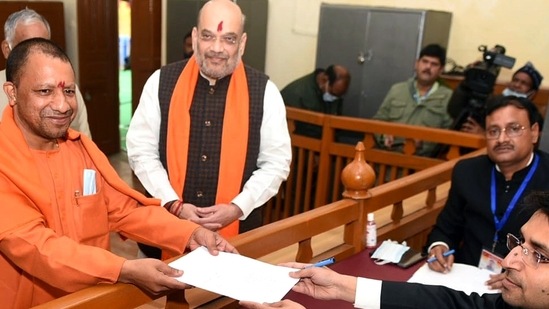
[478,248,503,273]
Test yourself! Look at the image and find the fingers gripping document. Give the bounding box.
[169,247,300,303]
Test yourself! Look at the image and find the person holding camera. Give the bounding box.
[449,62,544,134]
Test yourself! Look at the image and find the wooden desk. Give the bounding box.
[284,249,424,308]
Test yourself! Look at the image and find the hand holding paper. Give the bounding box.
[169,247,299,303]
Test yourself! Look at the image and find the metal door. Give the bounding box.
[360,9,422,118]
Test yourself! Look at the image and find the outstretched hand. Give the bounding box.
[118,258,189,294]
[278,262,357,304]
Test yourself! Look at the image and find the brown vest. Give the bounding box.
[158,60,267,232]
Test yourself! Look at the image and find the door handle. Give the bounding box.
[357,52,365,64]
[357,49,373,64]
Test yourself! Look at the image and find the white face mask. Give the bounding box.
[502,87,529,98]
[322,81,339,102]
[323,91,339,102]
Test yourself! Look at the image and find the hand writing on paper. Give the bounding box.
[428,245,454,273]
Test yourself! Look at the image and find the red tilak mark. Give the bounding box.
[217,21,223,32]
[57,81,65,88]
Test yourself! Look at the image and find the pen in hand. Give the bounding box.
[303,257,336,269]
[427,249,455,263]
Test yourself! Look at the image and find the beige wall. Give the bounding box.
[4,0,547,91]
[266,0,549,90]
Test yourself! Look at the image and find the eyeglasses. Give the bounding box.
[485,123,527,140]
[506,233,549,269]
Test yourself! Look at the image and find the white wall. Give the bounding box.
[265,0,549,90]
[6,0,547,91]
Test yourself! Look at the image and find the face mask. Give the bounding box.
[502,87,529,98]
[323,91,339,102]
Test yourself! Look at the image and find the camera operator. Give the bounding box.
[449,61,544,134]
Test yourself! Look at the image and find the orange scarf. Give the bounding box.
[166,56,249,238]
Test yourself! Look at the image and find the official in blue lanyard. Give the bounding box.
[426,95,549,292]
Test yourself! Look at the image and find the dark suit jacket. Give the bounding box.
[426,151,549,266]
[381,281,514,308]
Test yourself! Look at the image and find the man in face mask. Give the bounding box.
[449,62,544,135]
[281,65,350,138]
[502,62,543,99]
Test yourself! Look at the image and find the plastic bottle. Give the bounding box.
[365,213,377,248]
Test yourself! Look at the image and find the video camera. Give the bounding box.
[452,45,516,129]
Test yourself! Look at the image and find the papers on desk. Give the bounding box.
[407,263,499,295]
[169,247,300,303]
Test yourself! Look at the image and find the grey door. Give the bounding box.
[360,10,422,118]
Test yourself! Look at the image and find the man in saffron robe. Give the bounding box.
[0,37,236,308]
[126,0,291,258]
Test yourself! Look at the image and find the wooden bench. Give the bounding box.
[265,107,485,224]
[36,145,486,309]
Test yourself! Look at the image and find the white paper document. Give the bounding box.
[407,263,500,295]
[169,247,300,303]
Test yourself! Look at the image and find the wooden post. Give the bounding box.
[341,142,376,199]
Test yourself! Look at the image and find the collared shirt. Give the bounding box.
[428,151,535,253]
[355,277,382,308]
[413,81,440,104]
[126,69,291,219]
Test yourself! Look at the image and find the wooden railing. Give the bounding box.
[37,144,486,309]
[265,107,485,224]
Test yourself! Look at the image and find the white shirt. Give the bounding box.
[126,69,291,219]
[355,277,382,309]
[0,69,92,138]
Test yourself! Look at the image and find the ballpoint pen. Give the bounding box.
[304,257,336,269]
[427,249,455,263]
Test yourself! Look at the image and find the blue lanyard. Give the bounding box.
[490,154,539,252]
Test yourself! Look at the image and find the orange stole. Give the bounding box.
[166,56,249,238]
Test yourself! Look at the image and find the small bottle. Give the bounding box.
[365,213,377,248]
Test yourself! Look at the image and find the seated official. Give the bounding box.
[240,191,549,309]
[425,96,549,291]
